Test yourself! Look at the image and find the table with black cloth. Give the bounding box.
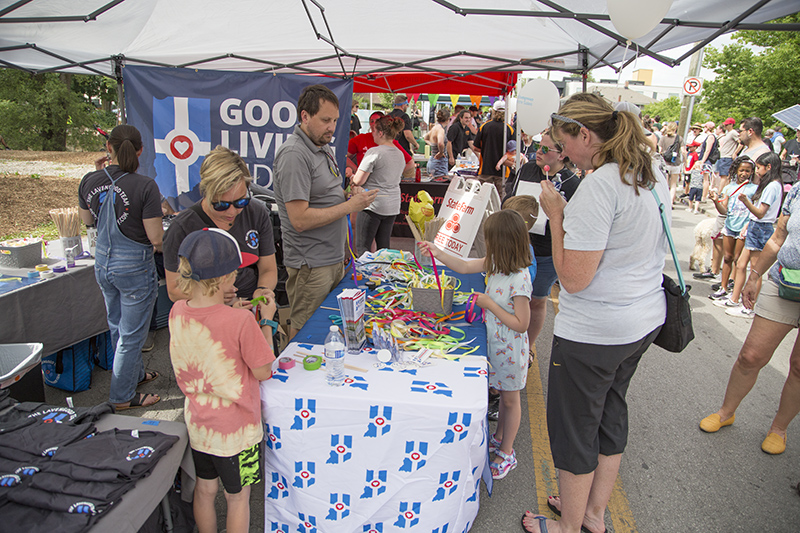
[393,180,451,238]
[260,266,491,532]
[0,259,107,356]
[90,414,193,533]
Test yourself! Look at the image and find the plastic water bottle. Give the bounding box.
[324,326,345,387]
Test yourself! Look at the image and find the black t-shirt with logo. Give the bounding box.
[446,123,470,158]
[163,199,275,299]
[511,162,580,257]
[474,120,514,177]
[78,165,162,245]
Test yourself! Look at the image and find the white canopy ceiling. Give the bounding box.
[0,0,797,80]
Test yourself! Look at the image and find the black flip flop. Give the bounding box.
[115,392,160,411]
[521,513,549,533]
[546,496,607,533]
[138,370,159,386]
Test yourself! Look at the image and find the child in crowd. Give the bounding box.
[715,152,784,318]
[502,195,539,304]
[496,140,529,172]
[419,209,533,480]
[686,140,703,213]
[169,227,277,533]
[486,196,539,420]
[683,140,700,197]
[709,156,757,301]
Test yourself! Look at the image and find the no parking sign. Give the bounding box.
[683,77,703,96]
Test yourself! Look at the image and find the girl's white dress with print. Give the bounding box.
[485,269,532,391]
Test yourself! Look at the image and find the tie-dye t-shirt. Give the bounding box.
[169,300,275,456]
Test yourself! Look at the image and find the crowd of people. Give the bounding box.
[76,86,800,533]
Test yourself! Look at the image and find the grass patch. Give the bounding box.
[0,221,84,242]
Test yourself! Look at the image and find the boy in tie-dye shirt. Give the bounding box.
[169,227,276,533]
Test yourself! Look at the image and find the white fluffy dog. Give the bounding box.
[689,217,716,272]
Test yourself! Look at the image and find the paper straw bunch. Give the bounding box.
[422,217,444,243]
[404,215,445,244]
[49,207,81,238]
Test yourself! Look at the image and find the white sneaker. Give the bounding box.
[709,289,728,300]
[726,305,754,318]
[713,297,739,309]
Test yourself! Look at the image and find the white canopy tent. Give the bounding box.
[1,0,798,91]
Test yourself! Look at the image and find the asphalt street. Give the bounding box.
[41,205,799,532]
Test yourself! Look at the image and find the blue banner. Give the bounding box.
[123,65,353,210]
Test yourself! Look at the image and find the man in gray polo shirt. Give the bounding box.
[274,84,377,339]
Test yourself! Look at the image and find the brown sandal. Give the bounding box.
[115,392,160,411]
[138,371,159,386]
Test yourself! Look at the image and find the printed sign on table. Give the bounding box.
[434,178,500,258]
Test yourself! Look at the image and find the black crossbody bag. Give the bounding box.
[650,188,694,352]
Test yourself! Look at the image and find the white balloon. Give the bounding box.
[516,78,560,135]
[607,0,673,41]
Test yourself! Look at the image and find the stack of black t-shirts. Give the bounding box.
[0,400,178,533]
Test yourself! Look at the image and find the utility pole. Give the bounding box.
[678,45,704,141]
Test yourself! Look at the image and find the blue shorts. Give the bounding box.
[745,220,775,251]
[427,156,449,176]
[717,157,733,176]
[531,254,558,298]
[722,225,745,239]
[688,187,702,202]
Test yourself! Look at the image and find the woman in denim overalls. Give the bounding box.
[78,125,163,410]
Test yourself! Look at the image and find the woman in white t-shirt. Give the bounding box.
[721,152,784,318]
[521,93,669,533]
[352,115,406,255]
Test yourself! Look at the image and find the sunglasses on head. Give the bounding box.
[211,190,251,212]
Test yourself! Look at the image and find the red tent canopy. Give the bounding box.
[352,71,518,96]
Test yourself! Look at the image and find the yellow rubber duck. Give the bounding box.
[408,190,435,237]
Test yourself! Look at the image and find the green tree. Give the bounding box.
[643,96,682,122]
[702,13,800,127]
[0,69,116,151]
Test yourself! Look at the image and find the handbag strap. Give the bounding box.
[650,187,687,293]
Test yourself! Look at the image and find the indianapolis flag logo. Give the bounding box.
[361,469,388,498]
[153,96,212,197]
[327,434,352,464]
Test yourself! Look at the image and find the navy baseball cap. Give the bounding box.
[178,228,258,281]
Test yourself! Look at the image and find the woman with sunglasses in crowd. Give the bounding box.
[78,124,164,410]
[163,146,278,307]
[522,93,669,533]
[507,131,580,361]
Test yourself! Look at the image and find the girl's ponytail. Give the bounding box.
[108,124,143,174]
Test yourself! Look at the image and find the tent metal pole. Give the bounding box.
[114,55,126,125]
[580,47,588,93]
[674,0,770,64]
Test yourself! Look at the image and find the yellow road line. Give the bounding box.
[526,345,559,512]
[526,341,638,532]
[608,477,638,532]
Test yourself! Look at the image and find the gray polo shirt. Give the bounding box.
[274,125,346,269]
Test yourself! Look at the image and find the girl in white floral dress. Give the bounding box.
[419,209,532,479]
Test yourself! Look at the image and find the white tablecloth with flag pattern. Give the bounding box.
[260,341,489,532]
